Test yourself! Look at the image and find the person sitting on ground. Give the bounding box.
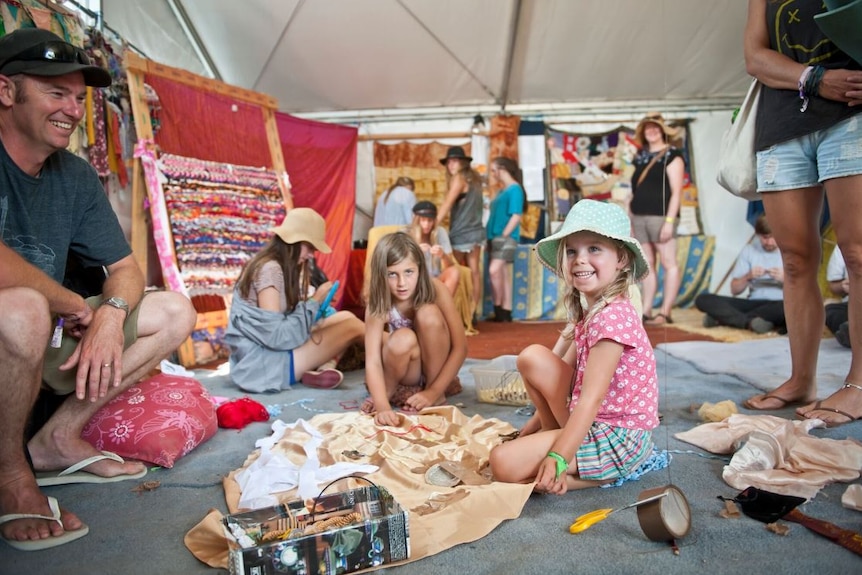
[695,214,786,335]
[373,176,416,227]
[489,200,659,493]
[225,208,365,392]
[825,245,850,349]
[361,232,466,426]
[405,201,460,296]
[0,28,197,551]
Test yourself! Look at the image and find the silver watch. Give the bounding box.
[101,296,129,318]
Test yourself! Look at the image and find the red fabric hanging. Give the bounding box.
[275,113,357,294]
[147,75,271,166]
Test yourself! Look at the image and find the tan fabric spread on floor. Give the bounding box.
[185,406,533,569]
[675,414,862,500]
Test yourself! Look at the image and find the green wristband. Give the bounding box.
[547,451,568,479]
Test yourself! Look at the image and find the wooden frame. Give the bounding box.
[123,51,292,278]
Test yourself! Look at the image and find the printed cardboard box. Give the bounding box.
[223,484,410,575]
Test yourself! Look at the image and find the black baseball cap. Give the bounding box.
[0,28,111,88]
[412,201,438,217]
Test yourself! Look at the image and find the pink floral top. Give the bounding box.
[569,297,659,430]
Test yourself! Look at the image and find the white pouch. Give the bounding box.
[716,79,761,201]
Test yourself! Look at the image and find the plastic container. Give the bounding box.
[470,355,530,406]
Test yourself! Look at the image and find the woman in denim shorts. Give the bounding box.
[741,0,862,426]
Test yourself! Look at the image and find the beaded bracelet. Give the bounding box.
[798,66,813,112]
[800,65,825,112]
[547,451,568,479]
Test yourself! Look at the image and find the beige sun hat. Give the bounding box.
[270,207,331,253]
[535,199,649,281]
[634,112,679,147]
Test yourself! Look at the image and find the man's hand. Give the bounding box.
[62,305,125,401]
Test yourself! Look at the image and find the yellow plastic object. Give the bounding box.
[569,491,668,534]
[569,508,615,533]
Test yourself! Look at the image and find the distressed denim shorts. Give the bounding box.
[756,114,862,192]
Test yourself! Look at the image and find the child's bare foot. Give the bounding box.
[519,413,541,437]
[402,389,446,413]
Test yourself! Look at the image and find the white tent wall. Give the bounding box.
[353,110,752,298]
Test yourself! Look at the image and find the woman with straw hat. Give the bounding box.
[629,112,684,325]
[225,208,364,393]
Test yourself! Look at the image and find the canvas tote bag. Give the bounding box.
[716,79,761,201]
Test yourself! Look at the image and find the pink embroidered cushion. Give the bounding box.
[81,373,218,468]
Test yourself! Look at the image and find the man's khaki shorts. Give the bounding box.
[42,294,142,395]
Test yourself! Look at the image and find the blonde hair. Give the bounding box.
[406,214,438,247]
[555,236,636,339]
[366,232,436,318]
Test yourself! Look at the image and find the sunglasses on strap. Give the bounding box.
[0,41,92,72]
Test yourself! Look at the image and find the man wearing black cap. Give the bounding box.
[0,29,195,550]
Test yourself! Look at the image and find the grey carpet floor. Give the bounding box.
[2,351,861,575]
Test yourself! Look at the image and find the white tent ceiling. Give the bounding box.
[102,0,751,123]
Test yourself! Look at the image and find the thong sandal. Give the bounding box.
[0,496,89,551]
[742,394,808,411]
[799,382,862,428]
[645,313,673,325]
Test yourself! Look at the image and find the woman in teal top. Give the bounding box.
[487,157,526,322]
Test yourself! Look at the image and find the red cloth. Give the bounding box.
[216,397,269,430]
[148,75,271,166]
[342,248,367,319]
[275,113,357,297]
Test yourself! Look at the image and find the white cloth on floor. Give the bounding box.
[235,418,377,509]
[842,484,862,512]
[675,414,862,500]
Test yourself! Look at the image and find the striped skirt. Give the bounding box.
[575,422,654,481]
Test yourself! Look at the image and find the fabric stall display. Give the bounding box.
[373,141,471,219]
[158,153,287,296]
[652,234,715,309]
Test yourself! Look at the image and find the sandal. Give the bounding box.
[798,382,862,428]
[645,313,673,325]
[301,368,344,389]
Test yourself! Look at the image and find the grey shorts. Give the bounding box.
[631,214,677,245]
[489,236,518,262]
[42,294,142,395]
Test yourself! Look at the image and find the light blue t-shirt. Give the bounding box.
[373,186,416,227]
[732,240,784,301]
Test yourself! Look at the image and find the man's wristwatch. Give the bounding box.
[101,296,129,318]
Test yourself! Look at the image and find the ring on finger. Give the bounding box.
[102,363,112,368]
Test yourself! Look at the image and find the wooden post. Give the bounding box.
[124,51,156,278]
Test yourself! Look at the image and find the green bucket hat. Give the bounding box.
[535,199,650,281]
[815,0,862,66]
